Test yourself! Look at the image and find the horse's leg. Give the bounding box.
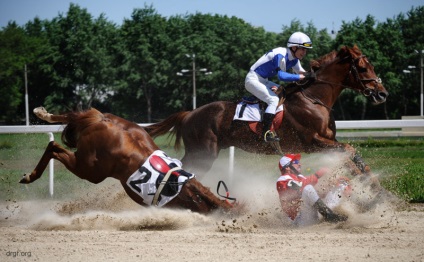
[181,130,221,177]
[310,133,370,176]
[20,141,76,184]
[119,181,148,207]
[181,151,218,177]
[337,143,375,177]
[33,107,69,123]
[169,178,234,214]
[313,135,384,191]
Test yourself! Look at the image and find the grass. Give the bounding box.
[0,133,94,201]
[344,137,424,202]
[1,133,423,202]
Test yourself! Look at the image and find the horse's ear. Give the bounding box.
[352,44,360,51]
[337,46,350,59]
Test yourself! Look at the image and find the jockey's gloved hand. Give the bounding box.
[287,180,302,190]
[304,71,316,80]
[314,167,330,178]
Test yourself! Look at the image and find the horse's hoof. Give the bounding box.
[33,107,53,122]
[364,165,371,174]
[19,174,30,184]
[33,106,46,114]
[33,107,46,119]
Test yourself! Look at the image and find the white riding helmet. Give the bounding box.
[287,32,313,49]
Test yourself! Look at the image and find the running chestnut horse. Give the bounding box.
[20,107,235,214]
[145,45,389,177]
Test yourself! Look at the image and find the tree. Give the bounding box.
[400,6,424,117]
[0,22,44,123]
[147,12,276,115]
[36,4,119,113]
[374,15,408,118]
[117,5,171,122]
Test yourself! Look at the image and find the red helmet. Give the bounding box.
[279,153,301,171]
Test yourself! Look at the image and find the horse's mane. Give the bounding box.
[309,50,338,71]
[62,108,105,148]
[310,45,362,72]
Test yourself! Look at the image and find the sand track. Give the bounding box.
[1,181,423,262]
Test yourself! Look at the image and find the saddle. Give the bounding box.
[233,96,284,135]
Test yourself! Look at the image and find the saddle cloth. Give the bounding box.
[126,150,194,207]
[233,101,284,122]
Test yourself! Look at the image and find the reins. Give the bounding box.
[216,180,237,204]
[299,88,333,110]
[348,55,382,96]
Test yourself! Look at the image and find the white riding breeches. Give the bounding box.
[245,70,280,114]
[293,184,346,227]
[294,184,321,226]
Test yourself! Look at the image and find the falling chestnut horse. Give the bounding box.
[20,107,234,214]
[145,45,389,177]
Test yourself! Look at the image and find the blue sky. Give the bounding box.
[0,0,422,33]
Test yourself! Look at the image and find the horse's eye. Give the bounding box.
[358,67,368,73]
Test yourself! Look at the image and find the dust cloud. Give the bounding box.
[0,151,401,233]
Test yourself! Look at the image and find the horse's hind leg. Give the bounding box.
[181,151,218,178]
[20,141,76,184]
[170,178,234,214]
[33,107,69,123]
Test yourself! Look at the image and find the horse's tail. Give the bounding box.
[62,108,104,148]
[145,111,190,151]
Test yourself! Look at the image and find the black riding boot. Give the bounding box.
[262,113,280,142]
[313,198,348,223]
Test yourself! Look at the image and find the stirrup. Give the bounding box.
[263,130,280,142]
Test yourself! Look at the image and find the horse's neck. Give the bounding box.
[318,60,349,82]
[311,63,350,107]
[302,81,344,108]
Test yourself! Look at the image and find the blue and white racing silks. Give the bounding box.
[250,47,305,82]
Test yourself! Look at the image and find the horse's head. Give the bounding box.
[337,45,389,104]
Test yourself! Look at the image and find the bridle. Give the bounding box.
[346,55,382,96]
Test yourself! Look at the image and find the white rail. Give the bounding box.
[335,119,424,129]
[1,119,423,134]
[0,123,152,133]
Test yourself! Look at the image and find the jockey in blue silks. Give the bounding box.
[245,32,315,142]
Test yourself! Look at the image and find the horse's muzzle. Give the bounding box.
[371,90,389,104]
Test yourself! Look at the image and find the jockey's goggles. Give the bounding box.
[288,42,312,48]
[292,160,300,164]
